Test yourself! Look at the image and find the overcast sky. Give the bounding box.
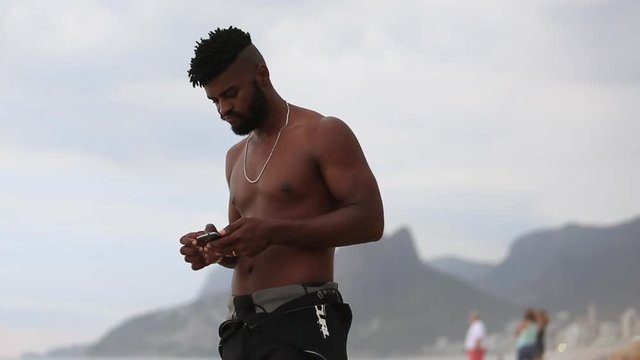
[1,0,638,358]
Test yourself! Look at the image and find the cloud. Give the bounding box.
[0,0,639,357]
[1,0,638,257]
[1,0,123,56]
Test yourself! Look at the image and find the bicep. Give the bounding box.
[313,118,380,207]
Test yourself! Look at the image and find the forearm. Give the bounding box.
[269,203,384,248]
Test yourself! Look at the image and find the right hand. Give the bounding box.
[179,224,222,270]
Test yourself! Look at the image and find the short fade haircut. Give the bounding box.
[188,26,252,88]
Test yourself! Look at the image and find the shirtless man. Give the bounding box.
[179,27,384,359]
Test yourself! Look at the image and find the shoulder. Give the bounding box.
[287,104,352,135]
[227,136,248,157]
[306,114,360,150]
[312,115,354,137]
[306,115,364,165]
[286,105,365,164]
[287,106,357,146]
[226,139,246,163]
[224,138,248,180]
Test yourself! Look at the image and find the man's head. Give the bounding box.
[188,26,271,135]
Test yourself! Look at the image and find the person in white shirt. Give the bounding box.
[465,310,487,360]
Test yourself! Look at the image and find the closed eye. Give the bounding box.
[221,87,238,98]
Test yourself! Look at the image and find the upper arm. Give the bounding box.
[312,117,383,235]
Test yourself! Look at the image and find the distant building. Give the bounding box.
[594,321,618,347]
[621,308,638,340]
[587,303,598,342]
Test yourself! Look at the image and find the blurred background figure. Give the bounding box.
[515,308,538,360]
[534,309,549,360]
[465,310,487,360]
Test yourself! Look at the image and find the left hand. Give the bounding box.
[205,217,274,258]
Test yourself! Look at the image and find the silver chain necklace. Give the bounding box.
[243,101,290,184]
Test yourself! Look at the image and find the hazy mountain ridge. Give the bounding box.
[427,255,495,284]
[87,294,229,357]
[37,216,640,357]
[333,227,517,355]
[75,227,517,357]
[478,217,640,317]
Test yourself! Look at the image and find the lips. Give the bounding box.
[223,113,243,123]
[226,116,244,128]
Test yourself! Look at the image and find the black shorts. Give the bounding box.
[218,283,352,360]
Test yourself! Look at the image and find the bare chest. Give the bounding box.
[229,142,329,217]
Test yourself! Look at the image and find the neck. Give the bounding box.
[252,96,288,139]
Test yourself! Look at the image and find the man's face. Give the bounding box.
[226,80,268,135]
[203,65,269,136]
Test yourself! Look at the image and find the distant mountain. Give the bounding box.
[87,294,228,357]
[198,267,233,299]
[480,217,640,318]
[334,227,518,355]
[40,216,640,357]
[427,256,495,285]
[81,227,517,357]
[38,344,90,357]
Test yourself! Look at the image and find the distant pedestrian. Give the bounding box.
[534,309,549,360]
[465,310,487,360]
[515,308,539,360]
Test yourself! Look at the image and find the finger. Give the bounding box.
[181,246,199,256]
[201,245,220,258]
[219,219,243,236]
[184,255,202,263]
[191,261,207,271]
[180,246,200,255]
[208,232,235,251]
[180,231,205,246]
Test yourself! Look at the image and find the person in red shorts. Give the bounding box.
[465,310,487,360]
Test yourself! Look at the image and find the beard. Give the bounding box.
[229,81,268,136]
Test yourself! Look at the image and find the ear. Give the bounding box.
[255,64,270,86]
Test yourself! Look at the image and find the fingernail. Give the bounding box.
[219,229,227,236]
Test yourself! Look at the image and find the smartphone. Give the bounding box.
[196,231,221,245]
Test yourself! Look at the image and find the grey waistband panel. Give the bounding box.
[227,282,339,318]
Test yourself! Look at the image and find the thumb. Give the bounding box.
[219,219,242,236]
[204,223,218,232]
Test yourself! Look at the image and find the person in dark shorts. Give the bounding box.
[179,26,384,359]
[534,309,549,360]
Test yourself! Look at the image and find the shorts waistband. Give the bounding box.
[228,282,340,318]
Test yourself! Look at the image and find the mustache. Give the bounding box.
[221,110,247,121]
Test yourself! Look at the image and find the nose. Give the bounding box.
[218,99,233,118]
